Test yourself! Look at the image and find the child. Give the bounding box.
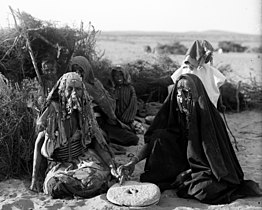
[103,65,139,146]
[110,65,137,125]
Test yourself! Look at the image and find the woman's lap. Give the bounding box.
[43,149,110,198]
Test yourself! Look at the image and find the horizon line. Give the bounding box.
[98,29,261,36]
[1,24,260,36]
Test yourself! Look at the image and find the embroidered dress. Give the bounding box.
[38,72,114,198]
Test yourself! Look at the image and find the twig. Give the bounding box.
[8,6,43,87]
[75,33,89,42]
[236,81,241,113]
[0,35,20,62]
[0,95,24,108]
[8,6,18,28]
[25,36,43,86]
[0,7,22,62]
[0,37,17,45]
[221,112,239,151]
[0,36,20,62]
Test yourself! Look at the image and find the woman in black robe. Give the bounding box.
[119,73,261,204]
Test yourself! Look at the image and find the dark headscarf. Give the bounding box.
[71,56,95,84]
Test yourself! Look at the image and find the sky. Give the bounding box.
[0,0,261,35]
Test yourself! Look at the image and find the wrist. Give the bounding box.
[109,160,116,168]
[131,156,139,164]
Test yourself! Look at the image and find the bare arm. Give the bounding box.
[150,75,173,87]
[30,131,45,192]
[117,143,151,183]
[130,143,150,164]
[30,104,56,192]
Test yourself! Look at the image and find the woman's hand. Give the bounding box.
[118,160,136,176]
[116,157,138,185]
[110,163,119,179]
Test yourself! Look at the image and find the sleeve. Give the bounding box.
[38,104,58,159]
[121,85,138,124]
[86,79,117,120]
[151,75,173,87]
[211,66,226,88]
[36,104,55,129]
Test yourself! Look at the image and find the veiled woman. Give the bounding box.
[30,72,117,198]
[119,73,261,204]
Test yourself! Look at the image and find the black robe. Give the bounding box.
[141,73,260,204]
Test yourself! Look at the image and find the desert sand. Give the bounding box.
[0,110,261,210]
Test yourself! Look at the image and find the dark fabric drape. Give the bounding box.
[142,73,260,204]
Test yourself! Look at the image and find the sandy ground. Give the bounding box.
[0,110,261,210]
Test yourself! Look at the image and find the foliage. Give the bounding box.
[123,56,180,102]
[240,76,262,109]
[154,42,187,55]
[215,64,262,111]
[218,41,247,53]
[216,64,233,75]
[0,74,37,180]
[73,21,101,62]
[92,58,112,88]
[248,45,262,53]
[0,9,98,84]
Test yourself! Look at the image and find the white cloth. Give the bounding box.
[170,64,226,108]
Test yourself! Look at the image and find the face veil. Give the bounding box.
[41,72,113,154]
[176,78,193,116]
[60,73,83,115]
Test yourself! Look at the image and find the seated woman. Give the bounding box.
[30,72,118,198]
[102,65,139,146]
[118,73,261,204]
[70,56,117,124]
[69,56,138,148]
